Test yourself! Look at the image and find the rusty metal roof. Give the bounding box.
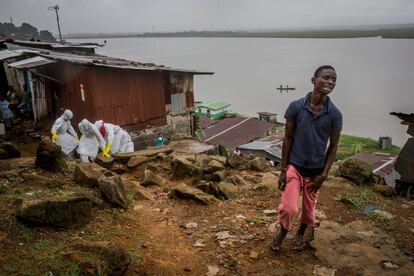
[0,49,22,60]
[201,117,274,150]
[4,42,214,74]
[8,56,56,69]
[239,140,282,160]
[257,111,277,116]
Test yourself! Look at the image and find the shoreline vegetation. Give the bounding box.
[336,134,400,160]
[64,27,414,39]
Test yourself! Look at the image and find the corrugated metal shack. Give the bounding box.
[0,39,213,140]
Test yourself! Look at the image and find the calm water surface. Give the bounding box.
[70,37,414,147]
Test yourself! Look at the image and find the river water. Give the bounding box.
[69,37,414,147]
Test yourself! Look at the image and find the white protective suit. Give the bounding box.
[118,129,134,153]
[51,109,78,155]
[78,119,106,162]
[94,120,123,154]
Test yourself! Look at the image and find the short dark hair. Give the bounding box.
[314,65,335,78]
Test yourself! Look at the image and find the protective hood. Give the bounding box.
[62,109,73,121]
[94,120,103,130]
[79,119,92,134]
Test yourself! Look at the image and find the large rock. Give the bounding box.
[95,155,114,169]
[311,220,414,275]
[17,195,101,228]
[204,170,228,182]
[227,174,246,186]
[217,182,239,199]
[74,163,106,188]
[338,158,374,185]
[252,172,277,191]
[193,153,211,167]
[127,155,149,168]
[98,171,132,208]
[35,137,67,172]
[0,157,35,172]
[141,169,168,187]
[21,172,65,188]
[67,241,131,276]
[249,157,268,172]
[169,183,218,204]
[113,148,173,163]
[371,184,395,197]
[129,182,154,201]
[203,159,225,174]
[171,156,201,179]
[0,142,21,159]
[110,163,129,174]
[226,153,248,170]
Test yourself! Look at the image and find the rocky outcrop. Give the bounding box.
[95,155,114,169]
[226,153,247,170]
[74,163,107,188]
[127,155,149,168]
[216,182,239,199]
[141,169,168,187]
[17,195,101,228]
[171,156,201,179]
[249,157,268,172]
[338,158,374,185]
[35,137,67,172]
[98,171,132,209]
[113,148,173,163]
[65,241,131,276]
[129,182,154,201]
[110,163,129,174]
[203,159,225,174]
[0,142,21,159]
[169,183,218,204]
[311,220,414,275]
[0,157,35,172]
[21,172,65,188]
[371,184,395,197]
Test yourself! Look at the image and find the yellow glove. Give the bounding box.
[52,131,59,141]
[102,143,112,158]
[102,149,110,158]
[75,136,79,142]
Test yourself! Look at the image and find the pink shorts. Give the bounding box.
[278,165,320,230]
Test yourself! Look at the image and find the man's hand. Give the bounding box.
[278,170,287,191]
[307,174,327,193]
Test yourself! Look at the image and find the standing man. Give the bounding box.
[270,65,342,252]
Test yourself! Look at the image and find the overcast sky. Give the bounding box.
[1,0,413,34]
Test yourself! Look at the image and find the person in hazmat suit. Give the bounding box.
[94,120,124,157]
[51,109,79,157]
[118,128,134,153]
[78,119,106,162]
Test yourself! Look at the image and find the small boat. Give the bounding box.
[277,85,296,93]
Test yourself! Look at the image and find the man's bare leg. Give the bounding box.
[271,224,288,251]
[294,223,308,250]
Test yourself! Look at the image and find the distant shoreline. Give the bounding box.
[64,28,414,40]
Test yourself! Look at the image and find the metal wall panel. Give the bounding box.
[171,92,186,115]
[31,69,48,121]
[168,72,195,114]
[37,62,167,129]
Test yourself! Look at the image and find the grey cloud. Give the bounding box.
[0,0,413,34]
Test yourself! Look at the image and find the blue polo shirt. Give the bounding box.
[285,92,342,170]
